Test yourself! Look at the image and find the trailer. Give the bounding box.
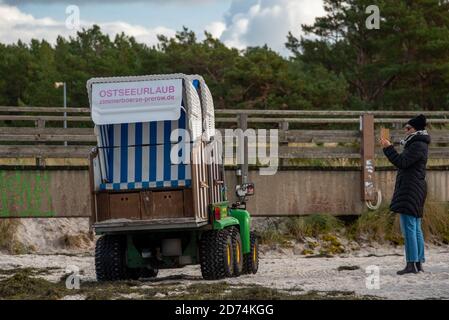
[87,74,258,280]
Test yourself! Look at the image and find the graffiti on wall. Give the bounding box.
[0,171,55,217]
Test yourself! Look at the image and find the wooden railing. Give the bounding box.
[1,106,449,165]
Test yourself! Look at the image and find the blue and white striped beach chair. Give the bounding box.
[96,108,192,191]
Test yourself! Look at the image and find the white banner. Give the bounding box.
[91,79,183,125]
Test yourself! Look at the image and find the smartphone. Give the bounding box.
[380,127,390,141]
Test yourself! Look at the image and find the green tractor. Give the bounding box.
[87,74,258,280]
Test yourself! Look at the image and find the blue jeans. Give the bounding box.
[399,214,425,263]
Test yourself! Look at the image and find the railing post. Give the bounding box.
[238,114,248,185]
[360,113,376,202]
[63,82,67,147]
[35,118,46,167]
[279,121,289,131]
[278,121,289,167]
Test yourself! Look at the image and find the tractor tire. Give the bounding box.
[242,231,259,275]
[199,229,234,280]
[230,227,243,277]
[95,235,128,281]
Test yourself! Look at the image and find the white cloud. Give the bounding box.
[2,0,218,4]
[0,0,325,56]
[204,21,226,39]
[219,0,324,55]
[0,3,176,46]
[96,22,176,45]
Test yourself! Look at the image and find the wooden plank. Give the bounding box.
[374,147,449,157]
[279,130,360,143]
[183,189,194,218]
[279,146,360,159]
[216,117,449,125]
[0,115,92,122]
[0,106,90,113]
[0,134,96,142]
[3,106,449,117]
[219,128,446,145]
[375,118,449,124]
[280,145,449,160]
[375,129,449,143]
[191,143,202,220]
[216,109,449,117]
[96,193,110,222]
[88,151,96,229]
[217,117,360,124]
[109,193,141,220]
[0,145,92,158]
[0,127,94,135]
[151,190,185,219]
[93,217,208,233]
[1,145,445,160]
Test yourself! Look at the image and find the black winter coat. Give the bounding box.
[383,134,431,218]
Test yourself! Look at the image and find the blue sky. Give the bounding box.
[14,0,232,34]
[0,0,324,55]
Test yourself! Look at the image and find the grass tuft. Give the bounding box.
[347,206,403,245]
[349,201,449,245]
[286,214,344,239]
[259,201,449,248]
[0,219,30,254]
[421,201,449,244]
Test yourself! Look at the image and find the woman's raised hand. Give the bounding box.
[380,138,392,148]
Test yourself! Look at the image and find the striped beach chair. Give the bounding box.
[88,74,219,222]
[96,107,191,191]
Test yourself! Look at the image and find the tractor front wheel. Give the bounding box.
[230,227,243,277]
[242,231,259,274]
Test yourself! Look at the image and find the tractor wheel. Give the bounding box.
[242,231,259,275]
[230,227,243,277]
[95,235,128,281]
[199,229,234,280]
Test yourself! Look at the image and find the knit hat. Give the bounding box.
[407,114,426,131]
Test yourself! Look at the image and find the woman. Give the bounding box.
[380,114,430,275]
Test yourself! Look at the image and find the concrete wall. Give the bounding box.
[0,170,90,217]
[1,168,448,217]
[228,170,449,216]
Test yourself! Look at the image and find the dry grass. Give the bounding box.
[258,228,293,246]
[0,219,29,254]
[260,201,449,248]
[60,233,93,250]
[347,206,403,244]
[286,214,344,239]
[421,201,449,244]
[259,214,344,246]
[349,201,449,245]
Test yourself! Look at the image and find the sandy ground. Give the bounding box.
[1,245,448,300]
